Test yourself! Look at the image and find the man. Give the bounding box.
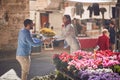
[16,19,43,80]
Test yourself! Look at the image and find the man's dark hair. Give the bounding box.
[24,19,33,27]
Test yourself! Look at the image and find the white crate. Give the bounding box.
[44,42,54,50]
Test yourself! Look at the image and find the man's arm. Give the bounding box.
[26,32,43,47]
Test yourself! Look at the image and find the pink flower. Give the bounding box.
[58,52,73,62]
[53,50,120,70]
[102,59,120,67]
[92,65,98,69]
[117,54,120,61]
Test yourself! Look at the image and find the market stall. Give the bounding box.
[63,0,118,50]
[51,0,120,80]
[77,37,98,49]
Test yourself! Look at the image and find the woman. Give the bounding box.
[62,15,80,53]
[97,29,110,51]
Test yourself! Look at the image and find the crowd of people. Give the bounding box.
[97,19,116,52]
[62,16,117,52]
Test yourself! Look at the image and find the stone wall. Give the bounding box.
[30,0,48,10]
[0,0,29,51]
[49,12,63,36]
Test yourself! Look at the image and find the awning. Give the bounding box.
[68,0,117,3]
[45,0,61,10]
[45,2,60,10]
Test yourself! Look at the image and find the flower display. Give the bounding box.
[53,50,120,80]
[40,28,56,37]
[53,50,120,70]
[69,51,119,70]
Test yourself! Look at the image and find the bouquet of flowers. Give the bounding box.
[40,28,56,37]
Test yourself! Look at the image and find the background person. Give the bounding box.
[97,29,110,51]
[108,21,116,51]
[61,15,80,53]
[43,21,50,28]
[72,18,82,36]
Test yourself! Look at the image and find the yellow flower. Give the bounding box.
[40,28,56,37]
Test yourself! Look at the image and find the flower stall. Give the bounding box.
[53,50,120,80]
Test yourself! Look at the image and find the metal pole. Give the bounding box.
[34,12,36,33]
[115,0,120,52]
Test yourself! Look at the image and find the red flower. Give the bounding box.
[59,52,73,62]
[53,54,60,59]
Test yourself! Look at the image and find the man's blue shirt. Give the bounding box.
[16,28,42,56]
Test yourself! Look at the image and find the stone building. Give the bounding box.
[0,0,29,51]
[0,0,64,51]
[0,0,63,51]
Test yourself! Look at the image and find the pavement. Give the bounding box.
[0,44,70,80]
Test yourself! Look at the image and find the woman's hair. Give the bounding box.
[64,15,71,23]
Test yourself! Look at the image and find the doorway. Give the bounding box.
[40,13,49,28]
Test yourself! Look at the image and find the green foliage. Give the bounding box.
[111,65,120,74]
[53,56,68,71]
[31,72,56,80]
[55,71,70,80]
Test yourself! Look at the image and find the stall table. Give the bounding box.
[77,37,98,49]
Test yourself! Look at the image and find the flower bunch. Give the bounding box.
[40,28,56,37]
[68,58,103,70]
[95,50,120,67]
[96,50,114,56]
[102,58,120,67]
[88,72,120,80]
[68,51,99,69]
[59,52,73,62]
[78,68,120,80]
[115,52,120,62]
[53,53,68,71]
[72,50,93,59]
